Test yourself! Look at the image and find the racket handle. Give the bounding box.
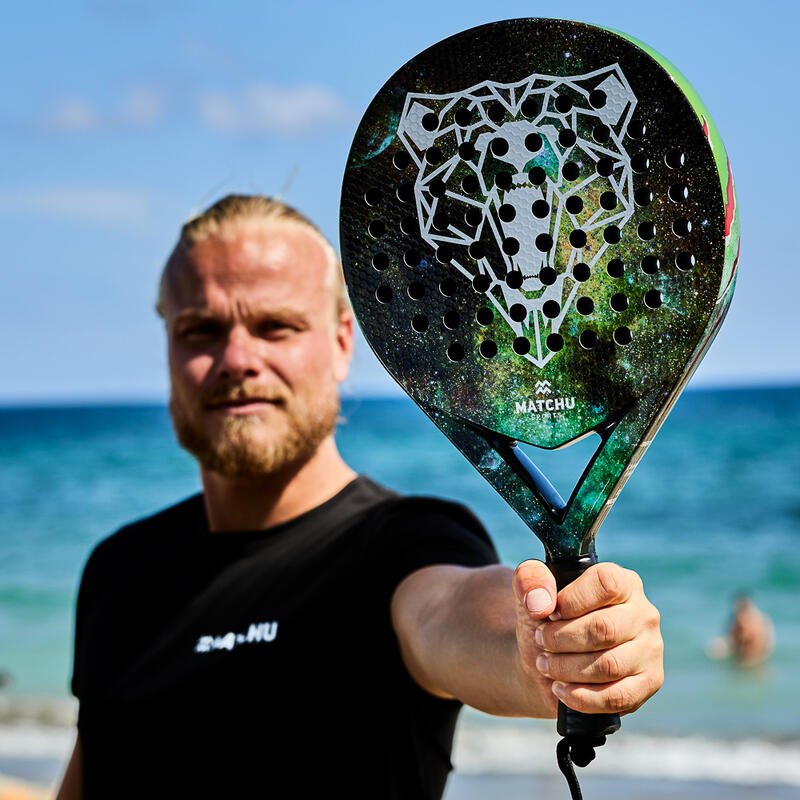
[547,554,622,745]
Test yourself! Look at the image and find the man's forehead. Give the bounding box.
[166,219,333,310]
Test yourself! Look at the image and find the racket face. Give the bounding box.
[340,19,739,558]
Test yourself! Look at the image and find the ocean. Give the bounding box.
[0,386,799,790]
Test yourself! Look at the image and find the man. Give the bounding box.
[58,195,663,799]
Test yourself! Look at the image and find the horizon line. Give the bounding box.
[1,378,799,410]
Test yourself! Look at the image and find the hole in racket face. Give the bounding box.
[411,314,429,332]
[447,342,464,361]
[479,340,498,358]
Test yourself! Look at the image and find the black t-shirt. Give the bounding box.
[72,475,498,799]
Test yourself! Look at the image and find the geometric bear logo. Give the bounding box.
[397,64,637,367]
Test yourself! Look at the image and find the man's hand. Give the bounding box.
[391,560,662,719]
[513,560,663,717]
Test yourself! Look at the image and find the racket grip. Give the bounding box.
[547,553,622,743]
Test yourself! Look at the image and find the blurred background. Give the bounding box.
[1,1,799,798]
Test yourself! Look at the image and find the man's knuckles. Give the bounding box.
[537,610,622,652]
[605,682,636,713]
[593,563,644,604]
[596,649,626,681]
[589,612,619,649]
[555,562,636,618]
[539,647,628,683]
[645,602,661,630]
[562,679,639,715]
[593,562,623,601]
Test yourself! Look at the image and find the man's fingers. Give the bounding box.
[513,559,558,622]
[551,672,662,715]
[512,561,663,719]
[535,604,642,653]
[553,562,641,620]
[536,638,654,684]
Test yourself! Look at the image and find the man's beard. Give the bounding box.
[169,380,340,479]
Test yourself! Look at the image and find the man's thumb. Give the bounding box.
[513,559,558,623]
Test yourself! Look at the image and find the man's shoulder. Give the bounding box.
[360,479,497,557]
[354,480,499,592]
[368,485,488,536]
[86,493,205,567]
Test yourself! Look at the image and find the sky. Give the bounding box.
[1,0,797,403]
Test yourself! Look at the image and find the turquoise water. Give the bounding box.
[0,387,798,740]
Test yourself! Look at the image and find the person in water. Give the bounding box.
[707,592,774,667]
[57,194,664,799]
[729,593,775,666]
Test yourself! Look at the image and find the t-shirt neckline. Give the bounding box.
[193,474,372,542]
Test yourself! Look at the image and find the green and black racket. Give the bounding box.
[339,18,739,799]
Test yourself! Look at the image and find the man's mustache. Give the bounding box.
[201,382,290,407]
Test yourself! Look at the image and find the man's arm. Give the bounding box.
[55,733,82,800]
[390,560,663,718]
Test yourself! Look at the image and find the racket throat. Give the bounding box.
[462,411,628,525]
[494,437,568,520]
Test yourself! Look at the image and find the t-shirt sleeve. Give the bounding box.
[365,496,499,601]
[70,525,133,702]
[70,537,110,700]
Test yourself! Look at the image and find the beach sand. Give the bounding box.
[0,773,50,800]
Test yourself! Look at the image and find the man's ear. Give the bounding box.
[332,307,355,383]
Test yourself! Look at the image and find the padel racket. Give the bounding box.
[339,18,739,798]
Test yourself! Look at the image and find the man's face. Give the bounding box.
[164,219,353,479]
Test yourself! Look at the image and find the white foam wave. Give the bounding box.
[4,710,800,787]
[453,720,800,786]
[0,696,76,761]
[0,723,73,758]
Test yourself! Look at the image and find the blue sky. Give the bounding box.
[1,0,796,402]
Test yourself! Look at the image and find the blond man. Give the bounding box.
[58,195,663,799]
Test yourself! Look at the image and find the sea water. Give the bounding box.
[0,386,798,785]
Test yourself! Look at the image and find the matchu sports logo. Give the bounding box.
[514,379,576,415]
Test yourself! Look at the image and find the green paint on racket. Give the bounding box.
[339,17,738,793]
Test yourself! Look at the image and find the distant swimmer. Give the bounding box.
[707,593,775,667]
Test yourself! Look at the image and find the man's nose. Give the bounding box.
[218,326,262,380]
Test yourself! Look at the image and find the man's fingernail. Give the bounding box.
[536,654,549,674]
[534,626,544,646]
[552,682,566,699]
[549,609,562,621]
[525,588,552,614]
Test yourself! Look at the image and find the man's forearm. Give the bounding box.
[391,564,554,717]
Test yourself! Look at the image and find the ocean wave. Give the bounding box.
[0,723,73,759]
[3,705,800,788]
[453,720,800,786]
